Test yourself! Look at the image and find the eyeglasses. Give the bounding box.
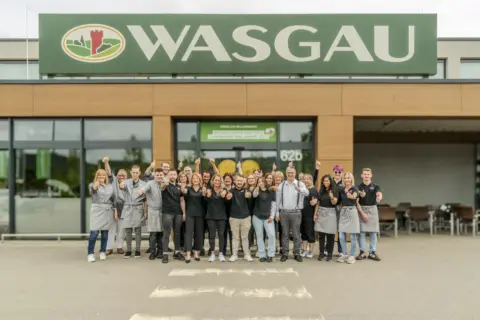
[334,171,342,174]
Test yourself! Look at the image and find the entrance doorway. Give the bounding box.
[201,150,277,176]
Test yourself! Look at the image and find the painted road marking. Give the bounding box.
[129,315,325,320]
[168,268,299,277]
[149,286,312,299]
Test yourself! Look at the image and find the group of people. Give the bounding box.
[87,157,383,265]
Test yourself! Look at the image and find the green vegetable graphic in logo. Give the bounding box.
[61,24,126,63]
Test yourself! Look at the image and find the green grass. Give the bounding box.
[85,40,91,49]
[66,44,90,57]
[103,38,121,46]
[91,43,121,58]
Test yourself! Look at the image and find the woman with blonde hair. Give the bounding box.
[337,172,360,264]
[87,168,117,263]
[182,172,205,262]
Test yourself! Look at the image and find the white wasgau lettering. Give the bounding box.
[324,26,373,62]
[374,25,415,62]
[232,25,271,62]
[182,26,231,61]
[274,26,320,62]
[127,25,190,61]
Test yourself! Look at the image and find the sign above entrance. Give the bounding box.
[39,14,437,76]
[200,123,277,143]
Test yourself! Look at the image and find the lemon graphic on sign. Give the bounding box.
[217,160,236,176]
[242,160,260,176]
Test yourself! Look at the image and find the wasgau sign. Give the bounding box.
[39,14,437,75]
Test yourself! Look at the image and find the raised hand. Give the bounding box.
[102,157,109,164]
[226,192,233,200]
[315,160,321,169]
[195,158,200,165]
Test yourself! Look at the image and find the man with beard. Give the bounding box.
[103,156,127,255]
[138,168,164,260]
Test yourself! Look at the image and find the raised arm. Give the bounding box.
[209,158,221,176]
[103,157,112,176]
[313,160,321,186]
[144,160,156,177]
[195,157,200,174]
[236,161,243,176]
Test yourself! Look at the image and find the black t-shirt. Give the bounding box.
[161,183,183,215]
[229,188,251,219]
[253,189,276,220]
[358,182,382,206]
[184,186,204,217]
[302,187,319,216]
[205,188,228,220]
[318,188,338,208]
[338,186,359,207]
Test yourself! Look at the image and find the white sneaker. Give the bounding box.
[300,250,306,257]
[346,256,356,264]
[337,255,346,263]
[209,253,216,262]
[99,252,107,261]
[244,255,253,262]
[219,253,226,262]
[306,252,314,259]
[87,254,96,263]
[255,251,260,258]
[229,254,238,262]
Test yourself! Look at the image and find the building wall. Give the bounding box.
[354,143,475,207]
[1,82,480,177]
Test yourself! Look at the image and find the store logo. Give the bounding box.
[61,24,126,63]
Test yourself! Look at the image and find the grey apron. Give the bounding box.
[338,206,360,233]
[89,183,115,231]
[147,206,163,232]
[119,179,146,228]
[315,206,337,234]
[360,205,380,232]
[144,180,163,232]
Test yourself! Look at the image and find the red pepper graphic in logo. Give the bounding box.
[90,30,104,55]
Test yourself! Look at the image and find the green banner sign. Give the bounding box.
[200,123,277,142]
[39,14,437,76]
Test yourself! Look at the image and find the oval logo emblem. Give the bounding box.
[61,24,126,63]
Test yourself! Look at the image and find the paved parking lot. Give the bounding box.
[0,234,479,320]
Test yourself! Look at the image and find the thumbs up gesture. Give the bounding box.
[310,197,318,206]
[102,157,109,164]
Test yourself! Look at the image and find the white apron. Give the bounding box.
[338,206,360,234]
[315,206,337,234]
[360,205,380,233]
[89,183,115,231]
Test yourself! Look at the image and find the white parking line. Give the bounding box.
[168,268,299,277]
[129,315,325,320]
[149,286,312,299]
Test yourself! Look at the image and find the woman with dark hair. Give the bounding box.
[300,174,318,259]
[314,174,339,262]
[252,176,276,262]
[222,173,234,256]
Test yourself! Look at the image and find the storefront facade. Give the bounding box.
[1,13,480,235]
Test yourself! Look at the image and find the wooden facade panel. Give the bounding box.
[33,84,154,116]
[153,84,247,116]
[246,84,342,116]
[317,116,353,160]
[153,116,173,162]
[342,84,462,116]
[0,85,34,116]
[317,160,353,177]
[460,84,480,115]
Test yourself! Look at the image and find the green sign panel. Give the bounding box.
[39,14,437,76]
[200,123,277,142]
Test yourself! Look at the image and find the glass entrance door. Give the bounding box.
[201,150,277,176]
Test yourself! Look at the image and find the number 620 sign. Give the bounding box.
[280,150,303,161]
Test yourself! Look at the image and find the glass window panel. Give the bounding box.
[430,60,446,79]
[278,149,314,177]
[279,122,313,142]
[84,119,152,141]
[0,61,39,80]
[176,123,198,142]
[0,150,9,234]
[85,148,152,231]
[14,119,81,141]
[177,150,197,170]
[201,151,236,175]
[15,149,80,233]
[0,120,9,141]
[460,60,480,79]
[240,150,277,176]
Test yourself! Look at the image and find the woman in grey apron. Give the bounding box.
[314,174,339,262]
[337,172,360,264]
[87,169,116,263]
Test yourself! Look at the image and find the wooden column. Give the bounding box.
[152,116,173,167]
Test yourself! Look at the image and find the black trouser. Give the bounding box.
[222,220,233,255]
[336,232,343,253]
[207,219,226,253]
[277,221,282,248]
[185,216,204,252]
[301,212,315,243]
[318,232,335,255]
[200,218,210,251]
[180,221,186,248]
[149,232,163,253]
[162,213,183,253]
[248,225,255,248]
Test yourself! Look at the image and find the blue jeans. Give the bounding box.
[252,215,276,258]
[359,232,377,253]
[88,230,109,254]
[339,232,357,257]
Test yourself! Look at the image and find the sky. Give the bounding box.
[0,0,476,39]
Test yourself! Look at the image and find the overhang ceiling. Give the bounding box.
[355,119,480,132]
